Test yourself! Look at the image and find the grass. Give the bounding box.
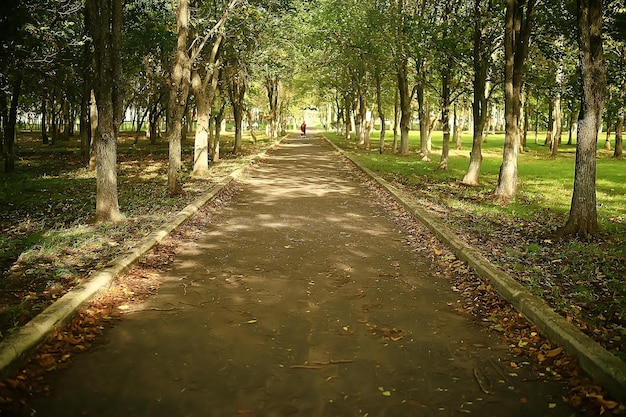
[0,130,278,338]
[325,129,626,361]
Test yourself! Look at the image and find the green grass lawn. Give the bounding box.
[329,130,625,233]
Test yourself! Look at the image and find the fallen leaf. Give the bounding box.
[545,347,563,358]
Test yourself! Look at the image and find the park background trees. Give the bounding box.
[0,0,623,236]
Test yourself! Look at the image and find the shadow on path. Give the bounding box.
[32,135,574,417]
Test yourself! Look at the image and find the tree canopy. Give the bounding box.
[0,0,623,236]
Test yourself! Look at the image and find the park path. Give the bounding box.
[32,134,573,417]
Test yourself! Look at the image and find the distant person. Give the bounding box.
[300,121,306,138]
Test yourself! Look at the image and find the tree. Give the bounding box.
[494,0,536,201]
[559,0,606,238]
[86,0,125,222]
[462,0,500,185]
[166,0,241,195]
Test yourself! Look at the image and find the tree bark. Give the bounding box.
[393,87,399,153]
[42,97,49,145]
[614,44,625,159]
[560,0,605,238]
[438,69,451,170]
[167,0,191,196]
[550,65,564,158]
[229,67,247,155]
[191,34,222,177]
[416,77,429,160]
[4,78,21,173]
[86,0,124,222]
[265,76,280,139]
[495,0,535,201]
[397,58,411,156]
[375,71,386,154]
[463,0,489,186]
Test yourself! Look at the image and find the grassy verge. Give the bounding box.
[0,131,278,338]
[325,130,626,362]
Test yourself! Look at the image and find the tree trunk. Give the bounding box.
[80,81,91,160]
[416,80,429,160]
[212,101,225,162]
[229,68,247,155]
[438,69,451,170]
[88,90,98,171]
[148,98,160,145]
[375,72,386,154]
[246,109,257,143]
[192,91,210,176]
[392,87,399,153]
[265,76,279,139]
[167,0,191,196]
[614,44,625,159]
[551,66,564,158]
[4,79,21,173]
[604,121,611,150]
[397,58,411,156]
[560,0,605,238]
[495,0,535,201]
[463,0,489,186]
[545,99,553,147]
[0,94,6,156]
[453,104,462,150]
[42,97,49,145]
[133,107,148,144]
[86,0,124,222]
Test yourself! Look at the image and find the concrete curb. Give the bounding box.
[0,140,281,379]
[324,137,626,403]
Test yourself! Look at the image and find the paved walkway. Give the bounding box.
[32,135,573,416]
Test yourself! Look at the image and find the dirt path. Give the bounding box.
[31,134,574,416]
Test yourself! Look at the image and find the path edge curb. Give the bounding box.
[0,139,282,379]
[324,136,626,403]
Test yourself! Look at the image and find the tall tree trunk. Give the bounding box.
[463,0,489,186]
[148,98,160,145]
[453,104,462,150]
[397,58,411,156]
[393,87,399,153]
[133,107,148,144]
[265,76,279,139]
[247,109,257,143]
[375,72,386,154]
[86,0,124,222]
[560,0,605,238]
[167,0,191,196]
[438,69,451,170]
[551,65,564,157]
[4,78,21,173]
[88,90,98,171]
[614,44,625,159]
[212,100,226,162]
[0,93,6,156]
[495,0,535,201]
[545,99,553,147]
[229,67,247,155]
[604,121,611,150]
[42,96,49,145]
[522,90,530,148]
[191,36,222,177]
[416,78,429,160]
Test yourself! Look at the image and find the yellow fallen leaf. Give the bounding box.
[118,305,130,310]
